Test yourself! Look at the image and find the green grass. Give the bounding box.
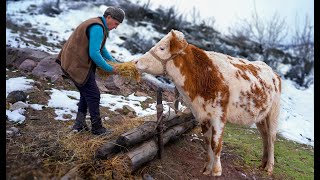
[224,123,314,180]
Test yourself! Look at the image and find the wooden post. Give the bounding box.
[156,87,164,159]
[174,87,179,111]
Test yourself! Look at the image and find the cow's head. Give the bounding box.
[135,29,188,75]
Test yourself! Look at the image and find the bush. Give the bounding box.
[39,1,61,17]
[122,33,154,54]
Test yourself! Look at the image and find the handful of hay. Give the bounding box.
[97,61,140,81]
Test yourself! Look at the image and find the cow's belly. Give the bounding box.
[226,100,271,125]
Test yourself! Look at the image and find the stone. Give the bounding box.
[31,54,63,82]
[18,59,37,72]
[10,101,29,111]
[7,91,27,103]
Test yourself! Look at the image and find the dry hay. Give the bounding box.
[97,61,140,81]
[53,116,148,179]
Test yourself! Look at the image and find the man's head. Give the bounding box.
[104,7,125,30]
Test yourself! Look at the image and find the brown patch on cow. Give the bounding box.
[170,31,187,55]
[272,78,278,92]
[202,104,206,111]
[235,72,240,79]
[215,128,224,156]
[236,70,250,81]
[238,59,246,64]
[207,112,212,117]
[275,73,282,92]
[172,43,230,123]
[250,84,268,109]
[200,119,210,134]
[227,55,233,60]
[231,60,260,80]
[211,127,217,151]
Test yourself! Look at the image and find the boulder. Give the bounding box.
[31,54,63,82]
[7,91,27,103]
[6,47,49,68]
[18,59,37,72]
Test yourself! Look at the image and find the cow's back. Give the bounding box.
[206,51,281,125]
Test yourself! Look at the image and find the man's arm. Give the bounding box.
[88,25,115,72]
[101,46,117,62]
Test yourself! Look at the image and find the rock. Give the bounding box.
[115,105,136,117]
[135,91,148,97]
[127,111,137,118]
[6,47,49,68]
[143,174,155,180]
[7,91,27,103]
[31,54,63,82]
[123,105,135,112]
[96,79,111,93]
[18,59,37,72]
[104,75,121,91]
[6,127,21,138]
[9,101,29,111]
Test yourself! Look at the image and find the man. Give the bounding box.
[56,7,125,135]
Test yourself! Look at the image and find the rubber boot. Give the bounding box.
[91,117,112,135]
[72,112,89,132]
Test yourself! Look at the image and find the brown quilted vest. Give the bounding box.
[57,17,108,86]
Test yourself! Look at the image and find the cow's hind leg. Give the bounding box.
[264,99,280,175]
[256,119,269,169]
[201,120,214,175]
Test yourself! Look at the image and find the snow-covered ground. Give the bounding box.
[6,0,313,146]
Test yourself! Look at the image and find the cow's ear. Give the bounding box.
[170,32,183,54]
[171,30,176,38]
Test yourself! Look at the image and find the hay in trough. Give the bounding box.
[97,61,140,81]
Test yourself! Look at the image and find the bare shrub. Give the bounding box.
[189,6,201,25]
[120,0,153,24]
[228,1,288,49]
[285,15,314,87]
[39,0,62,17]
[122,33,154,54]
[155,5,186,32]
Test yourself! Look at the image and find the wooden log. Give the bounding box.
[95,111,194,159]
[116,111,194,147]
[123,120,196,172]
[95,140,120,159]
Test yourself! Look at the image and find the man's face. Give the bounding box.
[106,15,120,31]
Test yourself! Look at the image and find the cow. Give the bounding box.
[135,30,281,176]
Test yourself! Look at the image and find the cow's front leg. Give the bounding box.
[201,119,225,176]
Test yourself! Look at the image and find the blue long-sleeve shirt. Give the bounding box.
[87,16,116,72]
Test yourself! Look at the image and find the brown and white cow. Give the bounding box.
[135,30,281,176]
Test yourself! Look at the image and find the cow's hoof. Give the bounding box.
[213,171,222,176]
[202,170,212,176]
[213,166,222,176]
[259,162,267,170]
[264,163,273,175]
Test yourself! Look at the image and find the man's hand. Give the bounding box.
[113,66,119,74]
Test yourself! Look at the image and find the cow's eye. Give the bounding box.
[159,46,165,51]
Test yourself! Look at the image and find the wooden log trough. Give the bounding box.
[95,88,197,173]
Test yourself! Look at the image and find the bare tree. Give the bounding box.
[291,14,314,61]
[228,0,288,49]
[190,6,200,25]
[287,14,314,87]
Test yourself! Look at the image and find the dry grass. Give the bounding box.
[97,61,141,81]
[49,116,147,178]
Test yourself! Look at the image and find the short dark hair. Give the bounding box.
[104,7,125,23]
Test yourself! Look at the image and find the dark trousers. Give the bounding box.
[75,68,100,120]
